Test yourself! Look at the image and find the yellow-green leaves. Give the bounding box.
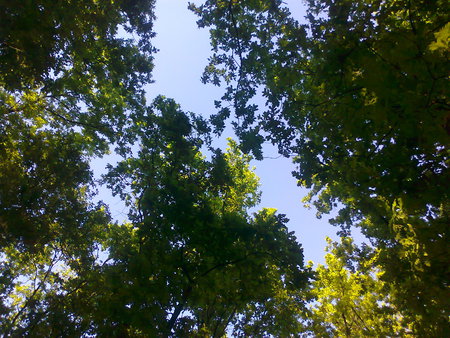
[221,138,261,214]
[310,237,406,337]
[429,22,450,54]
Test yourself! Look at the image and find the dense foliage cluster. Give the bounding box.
[1,0,448,336]
[191,0,449,334]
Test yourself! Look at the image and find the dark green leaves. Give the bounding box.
[192,0,449,334]
[98,97,310,335]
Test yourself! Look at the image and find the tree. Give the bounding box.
[95,97,310,336]
[0,1,155,335]
[1,0,155,250]
[2,97,311,336]
[0,1,311,335]
[2,0,448,335]
[190,0,449,333]
[0,0,155,91]
[309,237,407,337]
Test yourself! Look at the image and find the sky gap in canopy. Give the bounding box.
[93,0,365,265]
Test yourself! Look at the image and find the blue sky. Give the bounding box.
[95,0,361,265]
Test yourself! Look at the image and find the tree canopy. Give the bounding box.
[308,237,407,336]
[1,96,310,335]
[191,0,449,334]
[1,0,449,336]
